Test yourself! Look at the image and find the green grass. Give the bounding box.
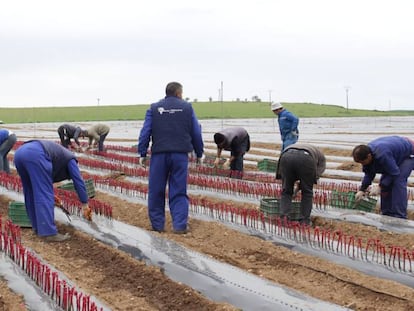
[1,101,413,124]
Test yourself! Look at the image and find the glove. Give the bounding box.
[355,191,365,202]
[82,204,92,221]
[54,195,63,207]
[369,185,381,196]
[139,156,147,167]
[223,158,231,169]
[196,157,204,165]
[213,157,220,167]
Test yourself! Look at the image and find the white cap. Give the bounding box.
[271,102,283,111]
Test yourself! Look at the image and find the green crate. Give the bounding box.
[260,197,301,220]
[330,190,377,212]
[257,159,278,172]
[203,155,218,165]
[8,201,32,228]
[330,190,355,209]
[58,179,95,198]
[355,196,377,212]
[260,198,279,214]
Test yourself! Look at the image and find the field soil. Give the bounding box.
[1,139,414,310]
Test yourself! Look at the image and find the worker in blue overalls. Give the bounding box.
[14,140,92,242]
[138,82,204,234]
[353,136,414,219]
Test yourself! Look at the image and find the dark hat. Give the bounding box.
[214,133,225,145]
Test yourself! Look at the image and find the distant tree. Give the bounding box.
[209,97,212,102]
[252,95,261,102]
[236,98,240,101]
[193,98,198,102]
[185,97,190,101]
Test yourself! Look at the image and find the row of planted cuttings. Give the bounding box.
[0,216,104,311]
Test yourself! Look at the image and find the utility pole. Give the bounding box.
[344,86,350,110]
[268,90,272,104]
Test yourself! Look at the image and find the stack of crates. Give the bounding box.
[330,190,377,212]
[257,159,278,172]
[58,179,96,198]
[260,197,301,220]
[8,201,32,228]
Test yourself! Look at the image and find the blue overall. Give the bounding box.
[361,136,414,219]
[148,153,189,231]
[14,141,88,236]
[138,96,204,232]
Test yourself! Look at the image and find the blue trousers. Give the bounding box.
[0,133,17,173]
[282,132,298,151]
[380,157,414,219]
[148,153,189,231]
[14,142,57,236]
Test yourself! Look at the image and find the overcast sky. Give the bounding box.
[1,0,413,110]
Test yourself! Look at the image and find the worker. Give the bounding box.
[14,140,92,242]
[276,143,326,225]
[83,124,110,152]
[0,128,17,174]
[353,136,414,219]
[213,127,250,178]
[271,102,299,151]
[57,123,84,150]
[138,82,204,234]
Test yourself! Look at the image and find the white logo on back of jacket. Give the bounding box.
[158,107,183,114]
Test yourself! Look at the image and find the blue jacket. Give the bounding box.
[361,136,413,190]
[278,109,299,140]
[138,96,204,157]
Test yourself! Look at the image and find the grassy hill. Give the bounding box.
[1,101,413,124]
